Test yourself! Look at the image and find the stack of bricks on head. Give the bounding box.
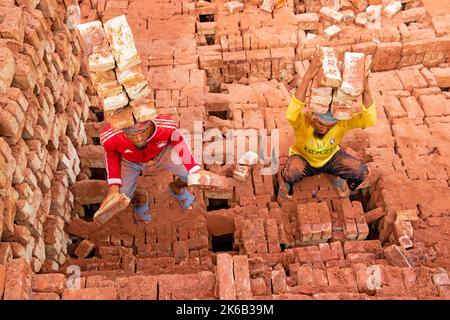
[76,15,158,224]
[77,15,155,130]
[308,47,367,120]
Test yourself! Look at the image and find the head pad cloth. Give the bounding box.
[313,109,337,125]
[123,121,151,134]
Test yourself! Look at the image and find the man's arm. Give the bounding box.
[100,142,122,209]
[169,128,202,174]
[344,56,377,130]
[287,51,322,128]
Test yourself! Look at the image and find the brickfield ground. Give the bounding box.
[0,0,450,300]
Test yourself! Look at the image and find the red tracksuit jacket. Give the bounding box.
[100,115,200,186]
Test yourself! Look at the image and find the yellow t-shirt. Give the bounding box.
[285,95,377,168]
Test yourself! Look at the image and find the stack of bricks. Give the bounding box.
[197,1,299,85]
[296,202,332,245]
[308,47,366,120]
[295,1,450,73]
[0,1,93,273]
[77,14,154,129]
[237,218,282,255]
[334,199,370,241]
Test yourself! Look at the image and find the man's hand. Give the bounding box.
[295,47,322,102]
[305,48,322,80]
[364,55,373,78]
[100,185,120,209]
[362,55,374,107]
[196,169,215,177]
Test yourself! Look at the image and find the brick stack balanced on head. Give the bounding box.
[77,15,155,130]
[309,47,366,120]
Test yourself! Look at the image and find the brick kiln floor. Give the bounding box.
[1,0,450,300]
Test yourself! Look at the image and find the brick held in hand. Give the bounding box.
[317,47,342,88]
[93,193,131,225]
[340,52,365,97]
[187,172,228,189]
[233,164,251,181]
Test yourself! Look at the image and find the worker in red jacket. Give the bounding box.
[100,115,211,223]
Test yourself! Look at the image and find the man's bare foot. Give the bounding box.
[329,175,351,198]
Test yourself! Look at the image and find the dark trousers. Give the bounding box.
[282,149,368,192]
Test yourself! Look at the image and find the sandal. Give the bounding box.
[330,176,350,198]
[168,187,196,210]
[133,202,152,223]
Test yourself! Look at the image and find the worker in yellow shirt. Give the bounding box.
[281,53,376,198]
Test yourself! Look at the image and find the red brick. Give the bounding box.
[383,245,412,268]
[0,243,13,265]
[412,87,442,98]
[364,207,385,224]
[233,255,252,299]
[30,292,60,300]
[297,204,312,242]
[115,275,157,300]
[0,264,5,299]
[296,13,320,30]
[271,268,287,295]
[74,240,95,258]
[396,68,428,92]
[32,274,66,295]
[216,253,236,300]
[0,6,25,42]
[296,265,314,295]
[173,241,189,262]
[347,253,378,264]
[86,275,115,288]
[418,94,449,117]
[399,96,424,119]
[353,263,374,294]
[384,95,407,120]
[251,277,269,295]
[402,267,419,296]
[330,241,345,260]
[430,67,450,88]
[62,287,118,300]
[3,258,32,300]
[432,271,450,286]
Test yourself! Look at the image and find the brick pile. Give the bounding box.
[0,0,92,275]
[1,0,450,301]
